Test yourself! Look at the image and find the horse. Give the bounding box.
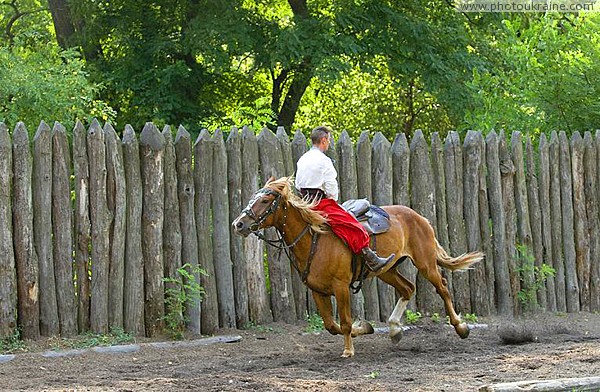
[232,177,484,358]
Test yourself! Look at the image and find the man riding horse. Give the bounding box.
[295,125,395,272]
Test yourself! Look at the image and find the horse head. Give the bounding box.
[232,177,287,237]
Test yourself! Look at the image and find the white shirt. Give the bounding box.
[295,147,339,201]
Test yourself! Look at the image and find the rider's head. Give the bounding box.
[310,126,333,152]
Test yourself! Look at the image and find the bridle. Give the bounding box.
[241,188,283,232]
[241,186,318,284]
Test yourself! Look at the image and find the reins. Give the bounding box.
[245,187,319,285]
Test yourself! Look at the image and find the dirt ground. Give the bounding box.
[1,311,599,392]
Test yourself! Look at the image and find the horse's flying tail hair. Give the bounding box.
[265,177,329,233]
[434,238,484,271]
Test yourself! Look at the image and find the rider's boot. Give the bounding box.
[361,247,395,273]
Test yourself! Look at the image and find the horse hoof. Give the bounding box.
[390,327,403,344]
[341,350,354,358]
[456,323,470,339]
[361,320,375,335]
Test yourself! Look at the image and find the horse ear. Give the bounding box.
[265,176,275,185]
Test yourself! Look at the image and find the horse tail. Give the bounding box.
[434,238,484,271]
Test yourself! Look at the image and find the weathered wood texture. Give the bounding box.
[0,123,17,338]
[463,131,489,316]
[227,127,249,328]
[140,123,166,337]
[559,131,580,312]
[538,134,557,312]
[105,123,126,330]
[73,121,91,333]
[87,119,110,334]
[162,126,183,329]
[194,129,219,335]
[241,127,272,324]
[51,122,77,336]
[122,125,145,336]
[549,131,566,312]
[526,136,546,310]
[12,122,40,339]
[570,132,590,311]
[444,132,471,314]
[499,131,519,314]
[4,122,600,338]
[485,132,511,316]
[175,126,201,333]
[212,129,236,328]
[33,121,59,336]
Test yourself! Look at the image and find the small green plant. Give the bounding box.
[431,313,441,323]
[304,313,325,333]
[57,328,134,350]
[163,263,207,340]
[365,370,381,379]
[404,310,422,324]
[0,329,27,354]
[515,244,555,312]
[464,313,478,323]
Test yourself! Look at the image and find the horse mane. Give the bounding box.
[266,177,329,233]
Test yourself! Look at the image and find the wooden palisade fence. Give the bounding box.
[1,120,600,339]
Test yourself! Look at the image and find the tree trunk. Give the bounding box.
[47,0,76,49]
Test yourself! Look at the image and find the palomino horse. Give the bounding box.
[232,177,483,357]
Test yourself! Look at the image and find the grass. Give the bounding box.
[0,328,135,355]
[0,330,27,354]
[50,328,135,351]
[304,313,324,333]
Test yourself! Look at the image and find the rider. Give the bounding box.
[295,125,395,272]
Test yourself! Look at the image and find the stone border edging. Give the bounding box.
[0,335,243,363]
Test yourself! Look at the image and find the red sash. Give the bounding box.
[312,198,369,254]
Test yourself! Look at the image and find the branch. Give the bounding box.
[3,0,49,46]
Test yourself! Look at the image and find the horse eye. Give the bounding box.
[261,199,269,204]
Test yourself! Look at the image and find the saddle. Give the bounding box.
[341,199,391,235]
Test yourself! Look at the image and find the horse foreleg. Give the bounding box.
[333,285,355,358]
[311,291,341,336]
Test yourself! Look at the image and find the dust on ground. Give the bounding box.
[1,311,599,391]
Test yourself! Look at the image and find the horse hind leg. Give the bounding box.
[378,269,415,344]
[413,250,470,339]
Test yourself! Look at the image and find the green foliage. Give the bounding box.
[54,328,134,350]
[304,313,325,333]
[0,329,27,354]
[464,14,600,136]
[404,309,422,324]
[0,45,115,132]
[464,313,478,323]
[163,263,207,340]
[207,97,277,133]
[431,313,441,323]
[515,243,556,312]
